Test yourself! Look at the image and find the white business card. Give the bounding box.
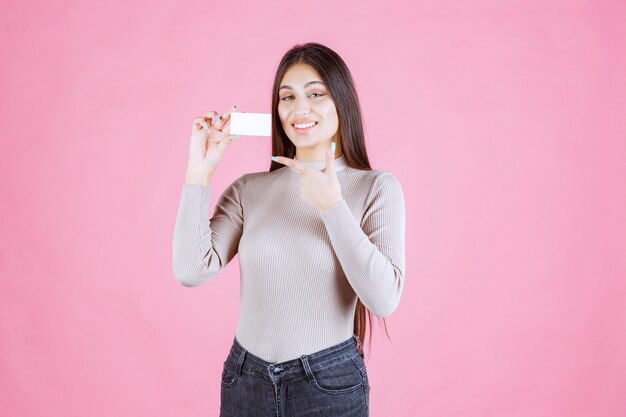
[230,112,272,136]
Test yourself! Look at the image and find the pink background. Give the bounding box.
[1,0,625,416]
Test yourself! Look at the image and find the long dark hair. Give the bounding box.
[268,42,390,359]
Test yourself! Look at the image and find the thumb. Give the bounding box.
[325,142,336,173]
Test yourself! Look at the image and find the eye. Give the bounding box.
[280,93,325,101]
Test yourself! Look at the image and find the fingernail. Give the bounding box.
[232,135,241,140]
[215,114,221,124]
[330,142,336,153]
[271,156,278,161]
[202,120,209,130]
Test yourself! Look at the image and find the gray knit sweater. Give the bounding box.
[172,154,406,362]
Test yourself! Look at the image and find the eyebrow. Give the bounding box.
[279,81,325,91]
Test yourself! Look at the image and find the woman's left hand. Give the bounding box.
[272,142,343,213]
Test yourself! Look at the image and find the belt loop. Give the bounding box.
[299,355,315,383]
[352,334,364,358]
[236,347,247,376]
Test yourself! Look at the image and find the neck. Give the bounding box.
[289,153,348,173]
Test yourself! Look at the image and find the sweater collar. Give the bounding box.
[289,153,348,173]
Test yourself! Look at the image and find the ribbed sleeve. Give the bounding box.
[171,158,406,362]
[172,175,245,286]
[319,173,406,317]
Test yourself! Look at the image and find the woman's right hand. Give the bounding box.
[186,105,239,185]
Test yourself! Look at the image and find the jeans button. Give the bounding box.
[273,366,283,374]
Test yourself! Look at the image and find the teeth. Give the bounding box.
[294,122,316,128]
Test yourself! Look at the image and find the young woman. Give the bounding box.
[173,42,406,417]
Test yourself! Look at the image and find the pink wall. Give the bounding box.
[1,0,625,416]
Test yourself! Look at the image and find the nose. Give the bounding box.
[294,98,310,115]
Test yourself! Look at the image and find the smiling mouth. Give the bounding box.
[293,121,318,132]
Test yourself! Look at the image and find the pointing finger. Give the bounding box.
[271,156,315,174]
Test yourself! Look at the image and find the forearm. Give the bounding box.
[320,199,405,317]
[185,167,214,187]
[172,185,221,286]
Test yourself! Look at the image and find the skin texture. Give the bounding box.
[273,63,345,213]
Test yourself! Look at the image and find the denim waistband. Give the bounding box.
[224,334,365,384]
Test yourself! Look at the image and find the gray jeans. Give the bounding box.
[219,334,370,417]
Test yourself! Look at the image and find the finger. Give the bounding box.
[207,105,237,131]
[214,104,238,130]
[220,123,232,136]
[207,122,234,143]
[271,156,313,174]
[203,111,220,128]
[325,141,336,172]
[211,112,230,135]
[218,125,241,142]
[193,117,210,130]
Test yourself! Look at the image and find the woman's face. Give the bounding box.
[277,63,340,152]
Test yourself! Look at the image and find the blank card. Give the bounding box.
[230,112,272,136]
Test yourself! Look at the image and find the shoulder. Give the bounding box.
[224,168,289,195]
[358,170,404,208]
[239,167,287,184]
[372,171,403,191]
[344,168,403,196]
[365,169,401,184]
